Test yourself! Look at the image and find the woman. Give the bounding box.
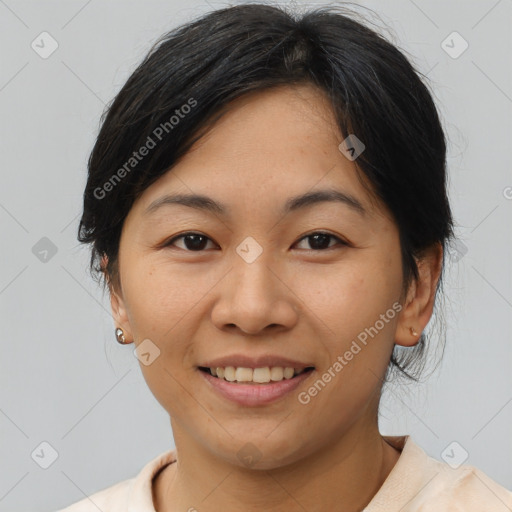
[58,3,512,511]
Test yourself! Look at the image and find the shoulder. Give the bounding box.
[55,478,133,512]
[414,458,512,510]
[366,436,512,511]
[54,448,177,512]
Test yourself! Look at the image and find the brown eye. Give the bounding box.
[165,232,216,251]
[163,231,348,252]
[294,232,347,251]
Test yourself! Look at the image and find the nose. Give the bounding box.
[211,254,299,336]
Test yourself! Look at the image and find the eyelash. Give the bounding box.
[162,231,349,252]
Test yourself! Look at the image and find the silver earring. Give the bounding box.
[115,327,128,344]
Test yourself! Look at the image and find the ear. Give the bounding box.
[102,254,134,344]
[395,242,443,347]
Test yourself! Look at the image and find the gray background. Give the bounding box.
[1,0,511,510]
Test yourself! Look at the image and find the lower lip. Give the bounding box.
[198,368,315,406]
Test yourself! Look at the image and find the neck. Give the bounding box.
[153,418,401,512]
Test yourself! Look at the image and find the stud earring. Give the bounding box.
[410,326,419,337]
[115,327,129,344]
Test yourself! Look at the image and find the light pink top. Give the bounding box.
[57,435,512,511]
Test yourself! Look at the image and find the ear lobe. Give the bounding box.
[102,254,134,343]
[395,279,421,348]
[109,287,133,343]
[394,243,443,348]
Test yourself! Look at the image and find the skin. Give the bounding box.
[106,83,443,512]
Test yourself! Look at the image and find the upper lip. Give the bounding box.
[199,354,315,370]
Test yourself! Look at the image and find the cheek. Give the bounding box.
[293,256,401,374]
[123,258,203,337]
[122,261,202,411]
[294,262,392,332]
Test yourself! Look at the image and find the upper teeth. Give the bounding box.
[209,366,305,383]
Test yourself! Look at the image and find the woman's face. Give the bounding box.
[111,84,414,468]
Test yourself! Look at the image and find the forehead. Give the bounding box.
[132,84,386,223]
[189,83,343,159]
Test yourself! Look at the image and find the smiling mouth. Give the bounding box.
[198,366,315,384]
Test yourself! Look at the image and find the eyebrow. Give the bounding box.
[143,189,367,218]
